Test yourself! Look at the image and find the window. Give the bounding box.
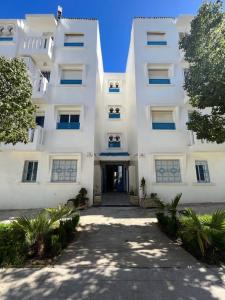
[0,24,14,41]
[155,160,181,183]
[195,160,210,183]
[36,116,45,128]
[51,159,77,182]
[152,110,175,130]
[148,69,170,84]
[147,32,167,46]
[109,107,120,119]
[41,71,51,82]
[108,81,120,92]
[60,69,82,85]
[22,161,38,182]
[64,33,84,47]
[108,135,121,148]
[57,113,80,129]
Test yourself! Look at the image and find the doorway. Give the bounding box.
[102,163,129,193]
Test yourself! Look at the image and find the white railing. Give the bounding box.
[21,36,54,59]
[32,75,48,96]
[21,56,36,75]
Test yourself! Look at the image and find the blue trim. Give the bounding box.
[149,79,171,84]
[147,41,167,46]
[100,152,129,156]
[109,113,120,119]
[60,79,82,85]
[64,42,84,47]
[109,88,120,93]
[108,141,121,148]
[152,122,176,130]
[0,37,13,41]
[57,122,80,129]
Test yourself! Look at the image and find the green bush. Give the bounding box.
[0,223,27,266]
[156,212,178,238]
[179,209,225,263]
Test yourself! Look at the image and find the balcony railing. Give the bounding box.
[109,113,120,119]
[1,126,44,151]
[64,42,84,47]
[60,79,82,85]
[149,79,171,84]
[147,41,167,46]
[57,122,80,130]
[108,141,121,148]
[152,122,176,130]
[20,36,54,61]
[109,87,120,93]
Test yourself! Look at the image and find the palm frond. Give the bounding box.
[210,210,225,231]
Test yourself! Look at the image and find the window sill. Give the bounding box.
[152,182,188,186]
[192,182,215,186]
[61,46,86,50]
[147,83,174,87]
[145,44,169,48]
[47,181,80,185]
[18,181,40,185]
[55,128,81,132]
[56,84,86,88]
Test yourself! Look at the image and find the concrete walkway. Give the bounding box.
[0,207,225,299]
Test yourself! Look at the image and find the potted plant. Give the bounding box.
[67,188,89,209]
[129,190,139,205]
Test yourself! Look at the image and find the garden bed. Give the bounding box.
[155,194,225,266]
[0,206,80,267]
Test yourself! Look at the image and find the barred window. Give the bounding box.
[155,160,181,183]
[195,160,210,183]
[51,160,77,182]
[22,161,38,182]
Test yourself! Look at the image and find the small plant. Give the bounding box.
[140,177,146,199]
[129,190,135,196]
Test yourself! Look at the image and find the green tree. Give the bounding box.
[180,0,225,143]
[0,57,36,144]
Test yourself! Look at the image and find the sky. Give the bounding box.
[0,0,205,72]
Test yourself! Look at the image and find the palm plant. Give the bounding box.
[12,205,77,257]
[180,209,225,257]
[154,193,182,218]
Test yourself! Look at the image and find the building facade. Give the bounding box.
[0,14,224,209]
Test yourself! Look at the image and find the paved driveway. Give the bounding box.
[0,207,225,300]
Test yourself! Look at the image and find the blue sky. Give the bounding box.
[0,0,204,72]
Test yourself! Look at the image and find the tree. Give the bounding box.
[180,0,225,143]
[0,57,36,144]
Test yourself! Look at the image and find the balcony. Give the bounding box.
[21,57,48,102]
[108,141,121,148]
[109,113,120,119]
[1,126,44,152]
[109,87,120,93]
[188,131,225,152]
[20,36,54,64]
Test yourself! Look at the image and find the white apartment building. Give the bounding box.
[0,13,224,209]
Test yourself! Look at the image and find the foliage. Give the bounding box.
[0,223,27,266]
[12,205,79,258]
[0,57,36,144]
[156,212,178,238]
[70,188,89,208]
[179,0,225,143]
[179,209,225,259]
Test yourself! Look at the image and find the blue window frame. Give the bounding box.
[147,41,167,46]
[195,161,210,183]
[57,114,80,129]
[152,122,176,130]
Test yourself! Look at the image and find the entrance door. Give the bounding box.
[103,164,127,193]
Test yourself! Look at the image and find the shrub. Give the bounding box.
[179,209,225,263]
[156,212,178,238]
[68,188,89,208]
[0,223,27,266]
